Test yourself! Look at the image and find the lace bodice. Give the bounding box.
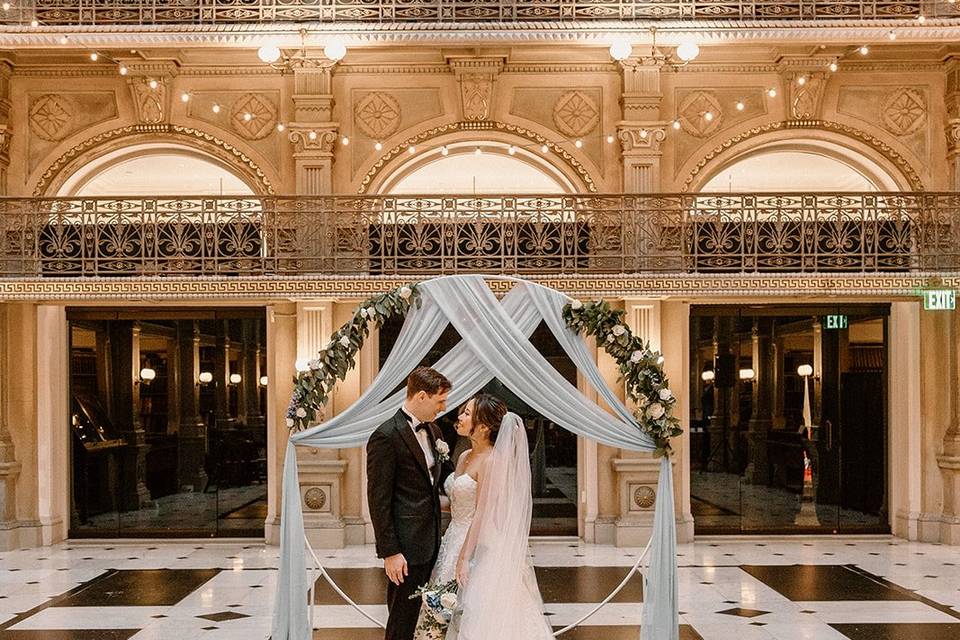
[428,473,477,585]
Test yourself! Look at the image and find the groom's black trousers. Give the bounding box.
[385,561,434,640]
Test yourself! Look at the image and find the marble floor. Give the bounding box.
[0,537,958,639]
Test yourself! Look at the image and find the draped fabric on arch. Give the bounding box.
[271,275,678,640]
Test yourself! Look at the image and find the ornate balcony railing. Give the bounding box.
[0,193,957,278]
[2,1,954,26]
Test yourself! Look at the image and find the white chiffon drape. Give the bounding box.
[272,275,678,640]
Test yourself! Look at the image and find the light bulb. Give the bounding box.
[541,144,549,153]
[829,61,838,72]
[606,134,615,144]
[917,14,926,24]
[1,3,9,11]
[440,145,448,156]
[888,30,897,41]
[739,368,755,381]
[701,370,715,382]
[574,139,583,148]
[119,65,128,76]
[308,130,317,140]
[703,111,713,121]
[243,112,253,121]
[276,123,285,132]
[474,146,482,155]
[212,103,221,114]
[408,145,416,154]
[258,43,282,64]
[676,40,700,62]
[859,45,869,56]
[374,141,383,151]
[30,19,38,27]
[89,52,99,61]
[640,129,648,138]
[736,100,745,111]
[508,145,517,155]
[767,88,777,98]
[181,92,190,102]
[139,367,156,382]
[59,35,69,44]
[229,373,242,385]
[609,41,632,61]
[672,119,681,130]
[324,42,347,62]
[797,364,814,377]
[797,75,807,86]
[198,371,213,384]
[148,79,158,90]
[259,375,269,387]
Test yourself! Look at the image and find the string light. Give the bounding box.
[308,130,317,140]
[829,61,839,72]
[703,111,714,122]
[180,92,190,102]
[30,19,38,27]
[89,52,99,61]
[276,123,285,133]
[859,45,869,55]
[639,129,648,139]
[212,103,221,113]
[408,145,416,154]
[767,88,777,98]
[574,139,583,148]
[1,3,9,11]
[888,30,897,41]
[148,79,158,90]
[508,145,517,155]
[59,34,68,44]
[735,99,745,111]
[474,146,482,155]
[917,14,926,24]
[341,136,350,146]
[672,120,681,130]
[243,112,253,121]
[541,144,549,153]
[440,145,449,156]
[118,65,128,76]
[797,75,807,86]
[606,134,615,144]
[374,141,383,151]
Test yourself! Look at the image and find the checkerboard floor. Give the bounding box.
[0,538,958,639]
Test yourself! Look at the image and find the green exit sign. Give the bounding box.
[824,315,848,330]
[924,290,956,311]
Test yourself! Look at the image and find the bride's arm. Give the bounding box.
[454,457,488,586]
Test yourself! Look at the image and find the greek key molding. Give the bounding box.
[32,124,274,196]
[2,274,956,302]
[357,120,598,193]
[682,119,924,192]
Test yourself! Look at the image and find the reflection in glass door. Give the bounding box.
[69,311,267,538]
[689,305,889,535]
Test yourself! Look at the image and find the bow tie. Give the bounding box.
[413,422,429,433]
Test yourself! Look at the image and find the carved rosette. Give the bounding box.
[633,486,656,509]
[553,90,599,138]
[303,487,327,510]
[230,93,278,140]
[678,91,723,137]
[288,127,339,154]
[881,88,927,136]
[354,91,401,139]
[29,94,74,141]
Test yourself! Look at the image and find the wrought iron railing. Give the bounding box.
[2,1,953,25]
[0,194,957,278]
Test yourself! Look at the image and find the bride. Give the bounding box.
[412,393,552,640]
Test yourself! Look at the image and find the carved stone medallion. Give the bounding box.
[354,92,402,139]
[678,91,723,138]
[633,485,656,509]
[304,487,327,510]
[231,93,279,140]
[29,94,74,141]
[553,91,599,137]
[881,88,926,136]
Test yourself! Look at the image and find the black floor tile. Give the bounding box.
[831,623,960,640]
[313,566,644,605]
[56,569,220,607]
[741,565,914,601]
[0,632,139,640]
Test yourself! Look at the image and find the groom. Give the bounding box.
[367,366,455,640]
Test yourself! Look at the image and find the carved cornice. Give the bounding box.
[1,273,957,301]
[32,124,274,196]
[682,119,924,192]
[358,120,598,193]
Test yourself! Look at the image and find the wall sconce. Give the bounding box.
[138,367,156,385]
[701,370,715,382]
[797,364,814,378]
[229,373,242,386]
[259,375,269,387]
[738,367,755,381]
[198,371,213,386]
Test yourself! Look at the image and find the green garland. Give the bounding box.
[562,299,681,456]
[287,284,681,456]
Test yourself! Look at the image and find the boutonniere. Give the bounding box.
[434,439,450,464]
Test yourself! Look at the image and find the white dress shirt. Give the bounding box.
[402,406,434,484]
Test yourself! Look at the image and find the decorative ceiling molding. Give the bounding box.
[1,273,956,301]
[681,119,924,192]
[3,20,960,49]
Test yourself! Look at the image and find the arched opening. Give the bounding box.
[57,143,257,196]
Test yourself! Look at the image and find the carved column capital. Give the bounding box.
[617,125,667,154]
[287,126,339,155]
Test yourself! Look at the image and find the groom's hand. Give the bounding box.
[384,553,408,585]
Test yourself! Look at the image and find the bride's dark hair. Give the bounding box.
[471,393,508,443]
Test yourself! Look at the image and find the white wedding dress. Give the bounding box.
[412,471,478,640]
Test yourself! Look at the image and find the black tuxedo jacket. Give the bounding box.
[366,409,455,565]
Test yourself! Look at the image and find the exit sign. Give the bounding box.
[924,290,956,311]
[824,315,848,330]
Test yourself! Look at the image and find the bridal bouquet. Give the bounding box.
[411,579,459,633]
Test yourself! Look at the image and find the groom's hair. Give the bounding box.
[406,366,451,398]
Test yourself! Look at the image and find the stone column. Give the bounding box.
[617,65,667,192]
[109,321,151,510]
[745,318,775,484]
[287,67,339,195]
[241,319,265,431]
[214,320,236,430]
[0,304,22,549]
[265,303,298,545]
[936,307,960,544]
[946,60,960,190]
[177,321,207,492]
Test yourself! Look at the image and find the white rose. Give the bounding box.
[630,350,643,363]
[570,299,583,310]
[435,440,450,456]
[339,335,351,347]
[285,417,295,428]
[606,334,615,343]
[440,592,458,610]
[612,324,626,336]
[309,359,321,371]
[295,407,307,418]
[366,306,377,319]
[359,308,368,318]
[399,286,412,299]
[645,402,665,420]
[657,355,665,365]
[659,388,673,401]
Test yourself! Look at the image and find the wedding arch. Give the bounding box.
[272,274,680,640]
